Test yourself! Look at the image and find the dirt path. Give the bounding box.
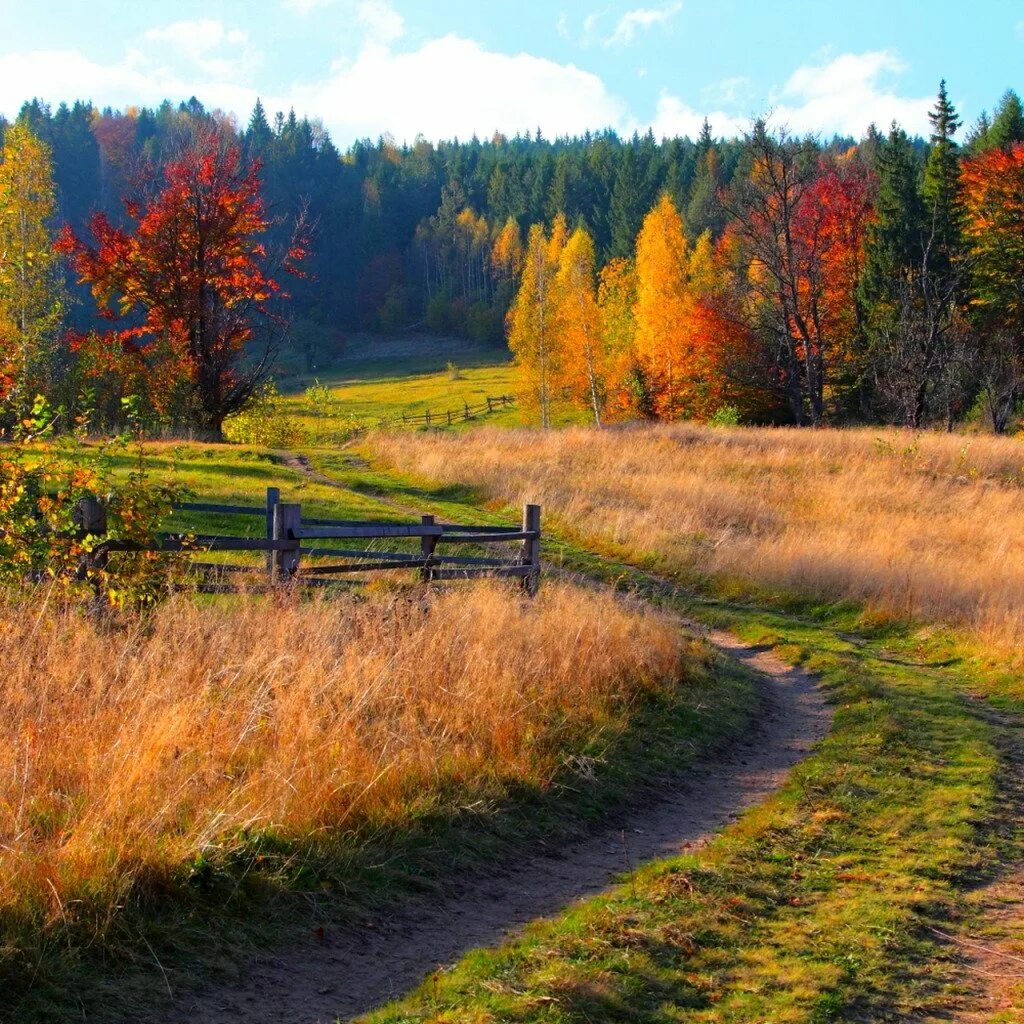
[162,631,830,1024]
[156,455,832,1022]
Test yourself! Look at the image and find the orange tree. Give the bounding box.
[962,142,1024,431]
[58,129,306,438]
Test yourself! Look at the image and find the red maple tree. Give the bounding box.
[58,130,306,436]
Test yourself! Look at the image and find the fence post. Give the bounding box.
[447,409,452,426]
[521,503,541,596]
[265,487,280,581]
[486,396,493,413]
[426,408,431,427]
[272,502,302,582]
[464,401,471,421]
[420,514,437,583]
[74,496,108,582]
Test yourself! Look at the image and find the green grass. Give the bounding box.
[275,336,524,435]
[278,448,1024,1024]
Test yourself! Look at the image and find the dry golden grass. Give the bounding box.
[0,582,681,934]
[373,423,1024,650]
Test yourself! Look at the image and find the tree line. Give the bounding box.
[0,82,1022,434]
[508,84,1024,430]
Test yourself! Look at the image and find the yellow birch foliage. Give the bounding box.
[508,222,562,427]
[0,120,63,406]
[633,194,689,417]
[490,216,524,284]
[555,225,605,425]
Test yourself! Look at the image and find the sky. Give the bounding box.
[0,0,1020,147]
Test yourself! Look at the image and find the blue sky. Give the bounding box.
[1,0,1021,146]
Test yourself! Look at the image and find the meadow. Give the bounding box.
[373,422,1024,654]
[7,346,1024,1022]
[0,580,707,1016]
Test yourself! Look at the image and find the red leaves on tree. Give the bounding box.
[961,143,1024,330]
[790,156,873,361]
[57,133,304,433]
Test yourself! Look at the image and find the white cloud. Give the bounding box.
[356,0,404,46]
[604,3,681,48]
[144,19,256,80]
[282,0,336,13]
[701,75,749,107]
[295,34,626,143]
[0,32,935,149]
[0,48,266,121]
[652,50,933,142]
[650,92,745,140]
[772,50,933,137]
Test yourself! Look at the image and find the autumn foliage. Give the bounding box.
[58,131,305,436]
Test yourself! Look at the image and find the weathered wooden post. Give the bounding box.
[272,502,302,582]
[486,396,493,413]
[446,409,452,426]
[420,514,437,583]
[521,503,541,596]
[265,487,280,581]
[74,496,108,582]
[464,401,471,421]
[426,408,431,427]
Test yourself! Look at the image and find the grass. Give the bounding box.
[0,538,756,1020]
[361,601,1005,1023]
[274,334,523,435]
[11,376,1024,1021]
[371,422,1024,655]
[263,424,1024,1022]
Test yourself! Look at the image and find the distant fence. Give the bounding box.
[71,488,542,595]
[379,393,515,428]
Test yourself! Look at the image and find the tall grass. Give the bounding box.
[0,583,682,944]
[373,423,1024,650]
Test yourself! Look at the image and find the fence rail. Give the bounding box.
[71,488,541,595]
[379,393,515,428]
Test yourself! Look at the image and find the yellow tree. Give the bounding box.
[633,194,689,417]
[0,121,63,410]
[555,225,605,425]
[490,216,523,286]
[508,222,561,427]
[597,257,641,419]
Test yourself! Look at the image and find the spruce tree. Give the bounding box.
[608,145,647,259]
[860,123,926,306]
[988,90,1024,150]
[686,120,723,237]
[922,80,963,263]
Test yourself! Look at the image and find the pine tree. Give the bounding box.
[922,80,963,262]
[608,146,647,259]
[246,99,274,154]
[0,120,64,412]
[987,90,1024,151]
[860,123,926,307]
[686,120,724,238]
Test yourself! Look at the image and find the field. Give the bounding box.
[373,423,1024,653]
[6,344,1024,1023]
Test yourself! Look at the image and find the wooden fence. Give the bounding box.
[380,393,515,428]
[74,488,542,595]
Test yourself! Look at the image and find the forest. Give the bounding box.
[1,81,1024,433]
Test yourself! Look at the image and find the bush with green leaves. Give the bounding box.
[0,395,186,608]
